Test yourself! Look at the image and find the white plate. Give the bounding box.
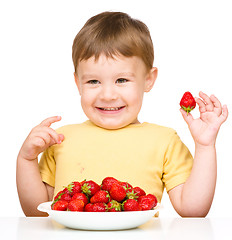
[38,201,161,230]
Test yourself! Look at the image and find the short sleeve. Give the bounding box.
[38,146,56,187]
[162,132,193,192]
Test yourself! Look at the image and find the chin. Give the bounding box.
[93,120,130,130]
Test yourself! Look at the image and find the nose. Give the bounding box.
[99,84,118,101]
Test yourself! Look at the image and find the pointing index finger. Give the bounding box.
[40,116,62,127]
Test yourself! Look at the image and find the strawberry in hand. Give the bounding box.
[180,91,196,115]
[180,91,228,147]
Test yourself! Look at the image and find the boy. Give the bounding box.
[16,11,228,217]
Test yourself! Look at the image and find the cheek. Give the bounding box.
[125,86,144,104]
[80,91,93,110]
[81,88,95,102]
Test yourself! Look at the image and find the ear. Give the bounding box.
[144,67,158,92]
[74,72,81,95]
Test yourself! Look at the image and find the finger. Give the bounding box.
[32,133,55,149]
[42,127,64,144]
[210,94,222,116]
[219,104,229,124]
[33,127,62,145]
[40,116,62,127]
[199,91,214,111]
[47,128,62,144]
[195,97,206,113]
[180,108,194,126]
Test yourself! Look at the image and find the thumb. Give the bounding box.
[180,108,194,126]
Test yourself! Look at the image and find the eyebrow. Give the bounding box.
[81,74,98,80]
[81,72,135,80]
[116,72,135,78]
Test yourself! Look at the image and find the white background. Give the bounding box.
[0,0,231,217]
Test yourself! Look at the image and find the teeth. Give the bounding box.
[101,107,121,111]
[105,107,118,110]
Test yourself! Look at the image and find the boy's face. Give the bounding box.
[75,54,157,129]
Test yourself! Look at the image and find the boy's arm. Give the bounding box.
[168,92,228,217]
[17,156,49,216]
[16,116,64,216]
[168,145,217,217]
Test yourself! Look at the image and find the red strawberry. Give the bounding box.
[125,188,138,200]
[52,188,71,207]
[120,182,133,190]
[53,188,69,201]
[107,200,122,212]
[109,183,126,202]
[85,203,107,212]
[147,194,158,202]
[120,182,139,199]
[90,190,110,204]
[60,192,72,202]
[62,187,70,194]
[133,187,146,197]
[122,199,141,211]
[72,192,89,206]
[52,200,68,211]
[67,181,82,196]
[101,177,119,191]
[138,194,158,210]
[53,190,64,201]
[81,180,100,197]
[67,199,84,211]
[84,203,94,212]
[180,91,196,114]
[92,203,107,212]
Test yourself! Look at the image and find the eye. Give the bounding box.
[87,80,100,84]
[116,78,128,84]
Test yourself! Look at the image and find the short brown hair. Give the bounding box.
[72,11,154,72]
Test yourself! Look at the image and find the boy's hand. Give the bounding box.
[180,91,228,147]
[19,116,64,161]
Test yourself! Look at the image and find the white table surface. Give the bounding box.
[1,217,231,240]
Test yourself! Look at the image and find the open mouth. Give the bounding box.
[96,106,125,113]
[97,106,125,111]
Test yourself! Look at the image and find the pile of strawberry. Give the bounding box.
[51,177,158,212]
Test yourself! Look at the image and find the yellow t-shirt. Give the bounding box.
[39,121,193,203]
